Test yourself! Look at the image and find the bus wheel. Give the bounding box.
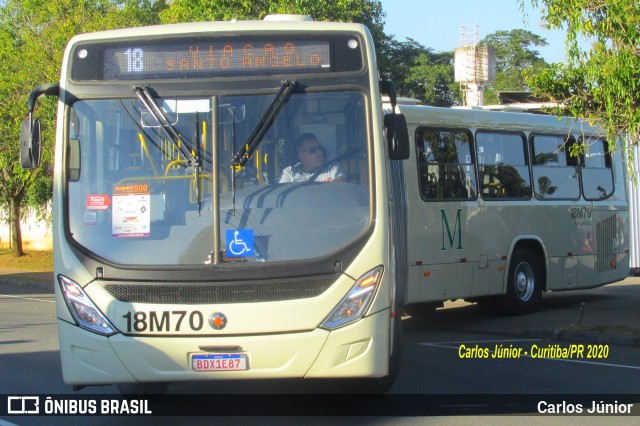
[117,382,169,395]
[499,247,542,315]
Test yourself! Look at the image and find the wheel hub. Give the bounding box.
[514,263,534,301]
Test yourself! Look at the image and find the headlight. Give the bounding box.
[321,266,384,330]
[58,275,118,336]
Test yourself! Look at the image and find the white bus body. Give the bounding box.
[24,17,403,393]
[22,16,628,393]
[397,105,629,315]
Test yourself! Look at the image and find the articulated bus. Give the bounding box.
[397,103,628,316]
[21,15,628,394]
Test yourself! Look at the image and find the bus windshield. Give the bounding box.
[67,90,371,266]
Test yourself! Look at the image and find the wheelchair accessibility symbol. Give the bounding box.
[226,229,254,258]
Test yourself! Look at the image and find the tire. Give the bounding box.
[498,247,543,315]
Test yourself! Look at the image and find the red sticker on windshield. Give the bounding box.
[86,194,111,210]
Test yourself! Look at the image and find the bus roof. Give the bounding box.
[397,104,604,137]
[66,17,370,44]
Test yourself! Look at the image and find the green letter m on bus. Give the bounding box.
[440,209,463,250]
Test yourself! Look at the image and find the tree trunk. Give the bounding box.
[10,198,24,257]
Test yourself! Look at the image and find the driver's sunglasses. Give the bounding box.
[300,146,322,154]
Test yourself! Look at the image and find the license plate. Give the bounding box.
[191,353,249,372]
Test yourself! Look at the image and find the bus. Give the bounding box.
[396,104,629,316]
[20,15,628,394]
[21,15,407,393]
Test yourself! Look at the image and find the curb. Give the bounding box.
[0,277,54,292]
[549,329,640,348]
[406,317,640,349]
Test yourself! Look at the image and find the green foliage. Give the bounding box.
[522,0,640,158]
[481,29,549,105]
[484,29,548,73]
[379,38,460,106]
[0,0,166,255]
[159,0,386,40]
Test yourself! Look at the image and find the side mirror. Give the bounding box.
[385,113,410,160]
[20,117,42,169]
[20,83,59,170]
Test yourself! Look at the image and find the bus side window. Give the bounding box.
[416,128,476,201]
[582,138,613,200]
[531,135,580,200]
[476,131,531,199]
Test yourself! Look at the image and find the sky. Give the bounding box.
[379,0,571,63]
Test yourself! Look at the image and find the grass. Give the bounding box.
[0,248,53,272]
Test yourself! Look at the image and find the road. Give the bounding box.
[1,281,639,422]
[398,320,640,394]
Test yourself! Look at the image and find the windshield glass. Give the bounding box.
[67,91,371,265]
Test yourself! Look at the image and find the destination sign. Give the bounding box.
[97,40,331,80]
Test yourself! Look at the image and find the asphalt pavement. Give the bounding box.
[1,269,638,347]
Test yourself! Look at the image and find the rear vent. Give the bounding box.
[596,215,617,273]
[103,276,335,304]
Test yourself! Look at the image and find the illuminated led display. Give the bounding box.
[100,40,331,80]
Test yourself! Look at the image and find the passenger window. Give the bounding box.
[476,132,531,200]
[416,128,476,200]
[531,135,580,200]
[582,138,613,200]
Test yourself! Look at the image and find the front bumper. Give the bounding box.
[58,308,390,386]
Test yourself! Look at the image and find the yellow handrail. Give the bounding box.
[165,159,187,176]
[137,133,159,176]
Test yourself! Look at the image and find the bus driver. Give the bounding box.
[279,133,345,183]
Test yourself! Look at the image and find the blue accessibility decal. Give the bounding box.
[226,229,254,258]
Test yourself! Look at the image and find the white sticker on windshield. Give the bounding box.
[112,183,151,238]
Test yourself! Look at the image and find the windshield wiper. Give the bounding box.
[133,85,203,213]
[231,80,297,168]
[133,85,196,164]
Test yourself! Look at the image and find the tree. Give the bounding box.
[379,37,460,106]
[0,3,55,256]
[160,0,386,46]
[481,29,549,104]
[0,0,165,256]
[520,0,640,160]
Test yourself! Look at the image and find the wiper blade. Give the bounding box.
[134,85,203,214]
[133,85,195,165]
[231,80,297,168]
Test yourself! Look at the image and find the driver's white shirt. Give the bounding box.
[278,162,345,183]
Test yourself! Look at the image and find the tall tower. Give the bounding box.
[454,25,496,106]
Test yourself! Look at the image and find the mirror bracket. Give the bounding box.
[20,83,60,169]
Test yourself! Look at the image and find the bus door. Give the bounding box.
[406,127,481,303]
[475,131,534,296]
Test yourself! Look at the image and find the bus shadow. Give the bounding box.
[401,283,639,338]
